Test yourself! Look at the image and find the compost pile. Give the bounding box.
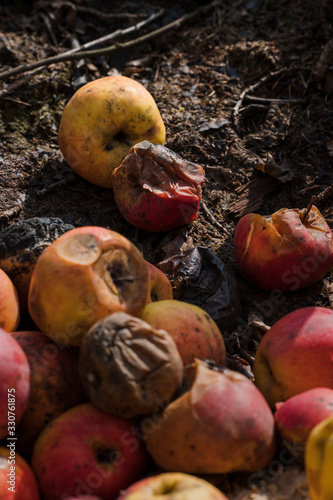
[0,0,332,498]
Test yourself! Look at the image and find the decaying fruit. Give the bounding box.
[28,226,149,346]
[0,217,74,311]
[0,268,20,332]
[111,141,205,232]
[146,261,173,303]
[79,312,183,418]
[144,361,276,474]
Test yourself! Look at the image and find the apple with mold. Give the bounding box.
[11,330,86,455]
[58,76,165,188]
[254,307,333,408]
[117,472,229,500]
[0,328,30,439]
[146,261,173,303]
[28,226,149,347]
[0,268,20,332]
[234,205,333,291]
[32,403,147,500]
[0,447,41,500]
[143,360,276,474]
[274,387,333,447]
[111,141,205,232]
[141,299,225,367]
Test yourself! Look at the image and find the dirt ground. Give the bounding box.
[0,0,332,498]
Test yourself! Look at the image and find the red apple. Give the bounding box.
[146,261,173,303]
[11,330,86,455]
[141,299,226,367]
[275,387,333,446]
[111,141,205,232]
[254,306,333,408]
[234,206,333,291]
[32,403,147,500]
[58,75,166,188]
[0,269,20,332]
[143,361,276,474]
[117,472,229,499]
[28,226,149,346]
[0,329,30,439]
[0,446,41,499]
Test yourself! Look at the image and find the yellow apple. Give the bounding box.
[58,75,166,188]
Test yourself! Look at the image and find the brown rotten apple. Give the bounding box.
[79,312,183,418]
[28,226,149,346]
[234,205,333,291]
[111,141,205,232]
[58,76,166,188]
[144,361,276,474]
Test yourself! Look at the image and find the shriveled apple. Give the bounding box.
[254,306,333,408]
[58,75,166,188]
[141,299,226,367]
[0,268,20,332]
[12,330,86,455]
[0,329,30,439]
[234,205,333,291]
[28,226,149,346]
[146,261,173,303]
[275,387,333,447]
[117,472,230,500]
[111,141,205,232]
[79,312,183,418]
[144,361,276,474]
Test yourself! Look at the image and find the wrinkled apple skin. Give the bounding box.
[0,447,41,500]
[254,307,333,408]
[11,331,86,455]
[234,206,333,291]
[117,472,229,500]
[275,387,333,446]
[28,226,149,347]
[0,268,20,332]
[146,261,173,303]
[0,329,30,439]
[32,403,147,500]
[111,141,205,232]
[144,362,276,474]
[58,76,165,188]
[141,299,225,367]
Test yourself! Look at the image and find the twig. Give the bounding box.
[244,95,305,104]
[76,5,146,20]
[201,200,230,235]
[0,8,164,81]
[36,174,76,196]
[0,2,219,81]
[301,195,316,223]
[313,184,333,207]
[233,67,291,127]
[0,67,45,99]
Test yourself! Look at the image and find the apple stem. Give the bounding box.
[301,195,316,224]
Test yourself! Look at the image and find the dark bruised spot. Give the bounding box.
[96,448,118,465]
[105,143,114,152]
[195,327,200,333]
[190,444,196,450]
[262,226,267,230]
[86,89,92,93]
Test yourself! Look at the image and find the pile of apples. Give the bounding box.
[0,75,333,500]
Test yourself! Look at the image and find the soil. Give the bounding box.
[0,0,332,498]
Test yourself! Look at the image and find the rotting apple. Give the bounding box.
[254,306,333,408]
[143,360,276,474]
[234,205,333,291]
[79,312,183,418]
[58,75,166,188]
[141,299,226,368]
[275,387,333,447]
[31,403,147,500]
[146,261,173,303]
[0,447,41,500]
[28,226,149,347]
[11,330,86,455]
[117,472,230,500]
[0,328,30,439]
[0,268,20,332]
[112,141,205,232]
